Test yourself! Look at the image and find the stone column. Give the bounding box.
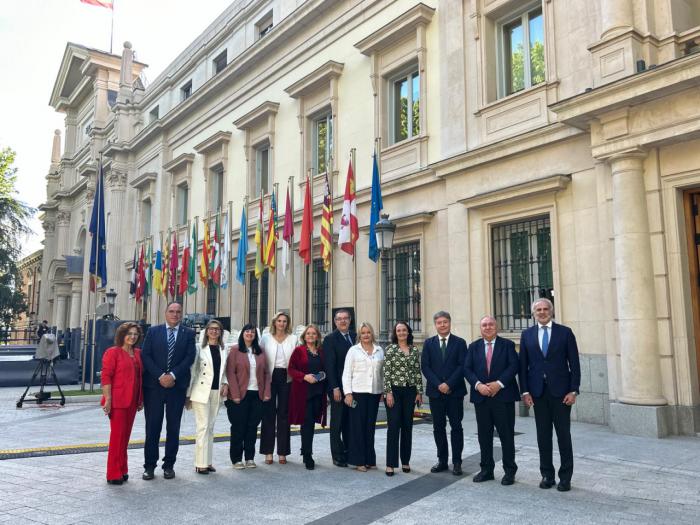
[600,0,634,40]
[69,281,82,329]
[56,210,71,257]
[54,294,68,332]
[609,151,666,406]
[107,168,128,315]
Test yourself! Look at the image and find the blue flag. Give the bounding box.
[236,206,248,284]
[88,163,107,290]
[368,152,383,262]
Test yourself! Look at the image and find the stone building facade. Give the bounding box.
[11,250,43,343]
[37,0,700,437]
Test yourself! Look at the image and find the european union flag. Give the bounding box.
[88,163,107,290]
[368,152,383,262]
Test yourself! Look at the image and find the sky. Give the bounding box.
[0,0,234,257]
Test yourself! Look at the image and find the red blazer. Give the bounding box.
[225,345,271,402]
[288,345,327,427]
[100,346,143,409]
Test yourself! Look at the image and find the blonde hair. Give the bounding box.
[358,322,376,344]
[269,311,292,336]
[300,324,321,348]
[203,319,224,347]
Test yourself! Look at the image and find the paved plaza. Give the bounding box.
[0,385,698,524]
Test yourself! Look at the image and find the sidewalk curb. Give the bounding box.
[62,394,101,404]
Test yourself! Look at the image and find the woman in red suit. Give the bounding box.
[288,324,327,470]
[101,322,144,485]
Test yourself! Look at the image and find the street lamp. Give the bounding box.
[105,288,117,319]
[374,213,396,252]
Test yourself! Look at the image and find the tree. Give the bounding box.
[0,147,34,328]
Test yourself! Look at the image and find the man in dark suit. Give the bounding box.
[323,308,356,467]
[141,301,196,480]
[519,298,580,492]
[464,316,520,485]
[421,311,468,475]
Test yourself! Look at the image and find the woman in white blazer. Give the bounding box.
[186,319,230,474]
[259,311,298,464]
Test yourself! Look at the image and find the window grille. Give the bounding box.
[382,241,422,334]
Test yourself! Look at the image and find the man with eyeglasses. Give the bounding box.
[323,309,356,467]
[141,301,196,480]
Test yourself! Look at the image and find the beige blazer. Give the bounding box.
[187,343,229,404]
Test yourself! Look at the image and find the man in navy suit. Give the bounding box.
[141,301,196,480]
[464,316,519,485]
[323,309,356,467]
[519,298,580,492]
[421,311,468,476]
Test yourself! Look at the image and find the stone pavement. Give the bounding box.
[0,385,699,524]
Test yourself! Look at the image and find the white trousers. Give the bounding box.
[192,390,222,468]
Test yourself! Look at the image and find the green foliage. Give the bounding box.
[509,40,545,94]
[0,147,34,324]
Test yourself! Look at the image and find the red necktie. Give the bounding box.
[486,341,493,375]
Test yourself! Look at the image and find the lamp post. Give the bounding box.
[374,213,396,342]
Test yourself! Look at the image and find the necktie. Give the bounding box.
[486,341,493,375]
[541,326,549,358]
[167,328,176,370]
[344,333,352,346]
[440,338,446,360]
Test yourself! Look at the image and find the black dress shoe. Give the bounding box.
[122,474,129,482]
[430,462,448,473]
[196,467,209,475]
[207,466,216,473]
[163,467,175,479]
[557,481,571,492]
[539,477,555,489]
[385,469,394,477]
[142,469,155,481]
[402,466,411,473]
[304,457,315,470]
[472,470,494,483]
[452,464,463,476]
[107,479,123,485]
[333,459,348,468]
[501,474,515,486]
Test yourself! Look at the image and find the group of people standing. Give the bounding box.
[101,297,580,493]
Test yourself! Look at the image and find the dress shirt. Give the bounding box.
[260,333,297,374]
[475,338,504,389]
[342,343,384,395]
[383,344,422,394]
[162,324,180,380]
[438,333,451,348]
[538,321,553,351]
[340,331,354,346]
[247,349,258,391]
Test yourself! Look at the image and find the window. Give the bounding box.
[209,166,224,212]
[390,68,420,145]
[181,80,193,101]
[256,11,273,40]
[176,184,188,225]
[312,113,332,176]
[492,215,553,331]
[206,281,217,315]
[213,50,227,75]
[382,241,421,334]
[142,199,152,237]
[149,106,159,123]
[248,269,269,328]
[499,5,545,97]
[311,259,329,333]
[107,90,118,107]
[254,145,270,197]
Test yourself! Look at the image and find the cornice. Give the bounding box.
[358,211,435,232]
[284,61,345,99]
[130,171,158,190]
[458,174,571,209]
[163,152,195,174]
[233,101,279,130]
[194,130,232,154]
[354,2,435,56]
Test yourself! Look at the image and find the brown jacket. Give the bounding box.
[225,345,271,401]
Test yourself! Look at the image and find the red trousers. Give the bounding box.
[106,404,137,481]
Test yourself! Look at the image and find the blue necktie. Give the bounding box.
[344,333,352,346]
[541,326,549,358]
[167,328,175,371]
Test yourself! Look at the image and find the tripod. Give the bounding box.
[16,358,66,408]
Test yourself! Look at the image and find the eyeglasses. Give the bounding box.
[208,327,221,332]
[126,332,139,337]
[336,317,350,321]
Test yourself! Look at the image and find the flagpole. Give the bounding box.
[244,196,249,324]
[216,208,221,317]
[157,230,162,324]
[88,153,105,392]
[227,201,233,326]
[256,194,263,329]
[193,217,199,316]
[288,177,295,326]
[351,148,357,319]
[272,184,279,314]
[327,161,334,336]
[110,0,116,54]
[374,137,383,337]
[305,168,314,324]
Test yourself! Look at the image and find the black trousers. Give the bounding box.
[348,393,380,467]
[225,392,263,463]
[385,386,416,468]
[260,368,291,455]
[143,386,186,470]
[474,398,517,475]
[428,394,464,465]
[533,383,573,482]
[329,395,350,462]
[301,395,322,457]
